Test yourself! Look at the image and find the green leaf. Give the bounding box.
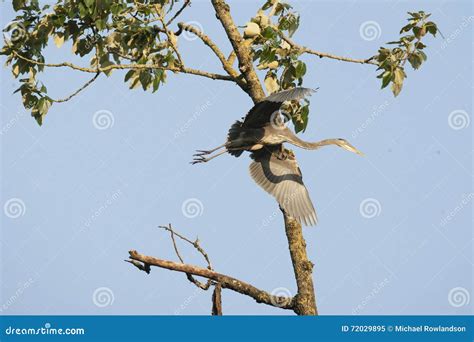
[408,54,422,69]
[418,50,427,61]
[54,33,65,48]
[294,61,306,79]
[100,60,114,76]
[95,19,106,31]
[139,71,152,91]
[124,70,135,82]
[425,21,437,36]
[12,63,20,78]
[391,79,403,97]
[293,104,309,133]
[414,41,426,49]
[381,71,392,89]
[394,67,405,84]
[400,23,414,34]
[12,0,27,11]
[261,26,277,39]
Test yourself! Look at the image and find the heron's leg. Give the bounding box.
[191,145,260,165]
[194,143,226,156]
[191,149,228,164]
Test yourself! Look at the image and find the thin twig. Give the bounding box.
[166,0,191,26]
[159,224,212,269]
[177,22,244,88]
[280,34,377,65]
[161,224,212,290]
[50,72,100,103]
[159,16,184,66]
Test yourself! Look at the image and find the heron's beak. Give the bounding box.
[337,139,365,156]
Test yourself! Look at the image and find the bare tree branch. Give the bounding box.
[127,249,294,310]
[177,22,246,89]
[12,51,233,82]
[282,211,317,315]
[210,0,318,316]
[280,34,377,65]
[211,0,266,102]
[212,283,223,315]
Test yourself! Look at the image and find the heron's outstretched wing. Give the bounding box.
[249,146,317,226]
[242,87,316,128]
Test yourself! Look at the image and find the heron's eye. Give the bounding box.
[280,111,291,123]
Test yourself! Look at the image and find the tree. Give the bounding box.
[1,0,438,315]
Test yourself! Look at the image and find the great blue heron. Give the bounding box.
[192,87,363,226]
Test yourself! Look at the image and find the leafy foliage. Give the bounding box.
[1,1,438,128]
[374,11,437,97]
[244,0,309,132]
[1,0,179,125]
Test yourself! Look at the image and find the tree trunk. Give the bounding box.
[283,213,318,315]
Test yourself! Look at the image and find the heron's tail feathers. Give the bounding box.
[227,120,245,157]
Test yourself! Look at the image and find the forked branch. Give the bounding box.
[127,249,294,310]
[126,224,293,313]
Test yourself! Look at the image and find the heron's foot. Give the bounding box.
[193,149,212,156]
[190,155,209,165]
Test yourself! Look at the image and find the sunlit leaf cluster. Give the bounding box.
[375,11,437,96]
[1,0,179,124]
[1,1,438,128]
[243,0,309,132]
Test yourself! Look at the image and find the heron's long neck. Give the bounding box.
[285,131,333,150]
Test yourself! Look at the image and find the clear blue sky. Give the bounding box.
[1,0,472,315]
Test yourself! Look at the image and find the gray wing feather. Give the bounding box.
[265,87,316,103]
[249,149,317,226]
[241,87,316,128]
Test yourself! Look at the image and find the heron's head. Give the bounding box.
[335,139,364,156]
